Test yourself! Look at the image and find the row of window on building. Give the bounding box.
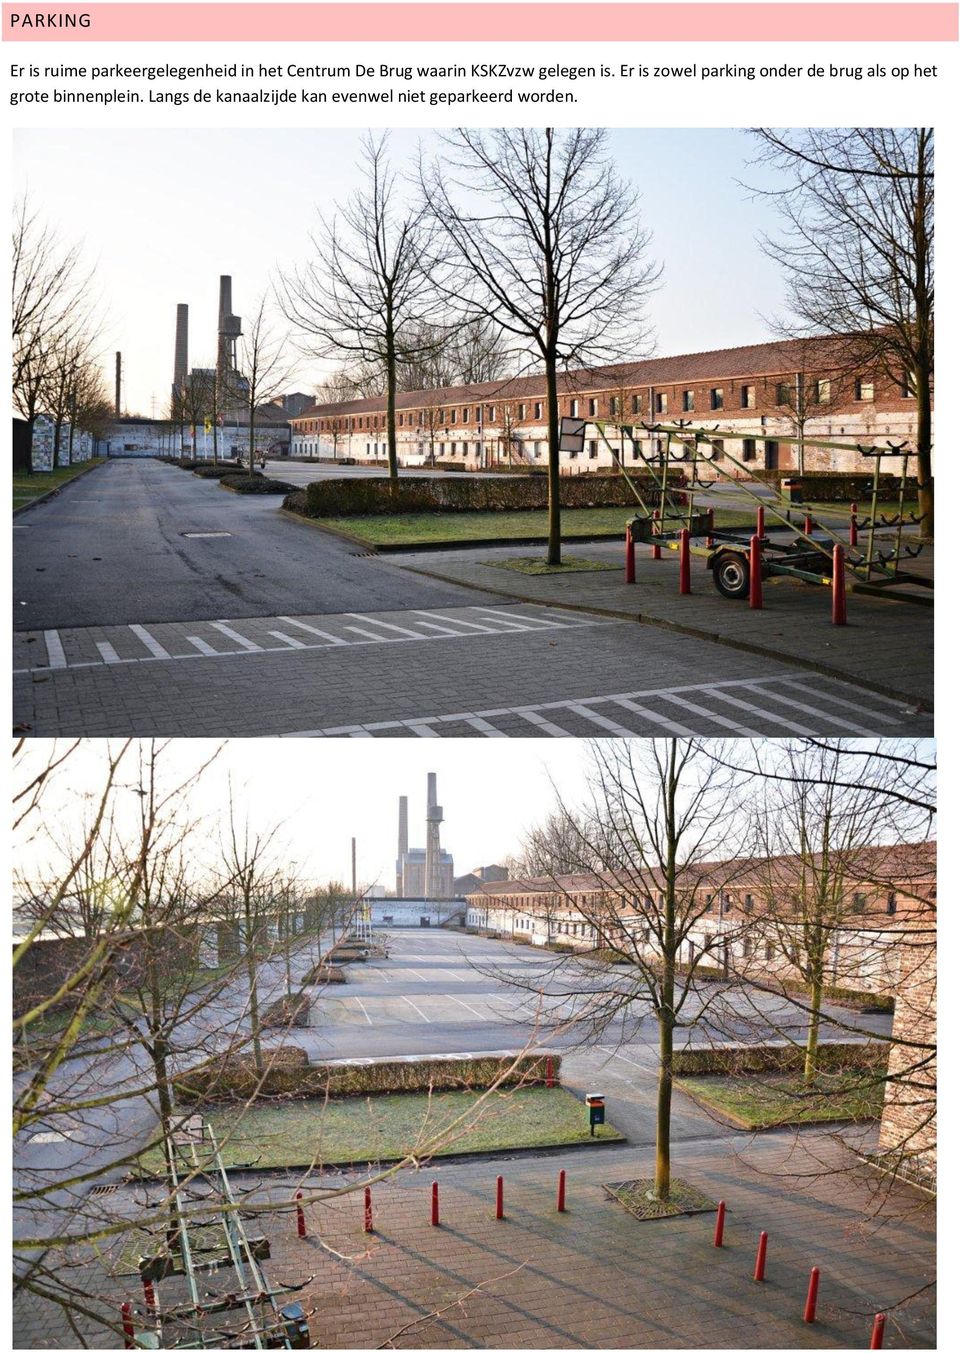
[299,373,902,436]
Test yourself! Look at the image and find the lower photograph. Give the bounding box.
[12,737,935,1350]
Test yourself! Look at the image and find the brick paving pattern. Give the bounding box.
[13,1131,935,1348]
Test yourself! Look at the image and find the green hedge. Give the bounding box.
[783,472,918,504]
[674,1041,887,1077]
[221,474,295,494]
[193,463,245,479]
[175,1048,562,1102]
[293,473,674,519]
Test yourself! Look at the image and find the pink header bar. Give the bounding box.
[4,4,958,43]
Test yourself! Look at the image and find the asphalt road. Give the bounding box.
[13,458,479,629]
[12,460,932,737]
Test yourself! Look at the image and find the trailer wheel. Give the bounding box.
[713,552,750,600]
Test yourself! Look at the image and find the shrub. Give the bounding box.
[783,472,917,504]
[295,473,675,519]
[193,464,247,479]
[263,993,314,1028]
[221,474,295,494]
[175,1049,561,1102]
[302,961,347,984]
[674,1041,887,1077]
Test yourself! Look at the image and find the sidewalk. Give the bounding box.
[396,540,934,708]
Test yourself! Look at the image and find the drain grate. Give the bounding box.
[90,1182,122,1196]
[182,531,232,538]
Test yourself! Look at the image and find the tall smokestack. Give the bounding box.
[173,303,188,390]
[425,773,444,900]
[218,275,232,325]
[114,352,122,417]
[397,796,408,896]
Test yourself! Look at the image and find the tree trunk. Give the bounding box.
[915,360,933,542]
[545,356,561,565]
[804,970,824,1083]
[386,332,399,503]
[244,904,264,1075]
[654,1011,674,1200]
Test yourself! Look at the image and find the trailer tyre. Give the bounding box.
[713,552,750,600]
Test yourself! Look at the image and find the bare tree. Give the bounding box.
[421,128,660,563]
[749,128,934,538]
[234,296,295,474]
[280,132,443,495]
[485,740,750,1201]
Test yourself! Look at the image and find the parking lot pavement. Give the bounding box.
[396,539,934,710]
[14,602,931,737]
[19,1129,930,1349]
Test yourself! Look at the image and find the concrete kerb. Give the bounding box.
[12,458,106,518]
[398,561,933,712]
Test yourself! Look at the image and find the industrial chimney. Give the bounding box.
[424,773,444,900]
[217,274,242,386]
[114,352,122,418]
[173,303,188,392]
[396,796,408,897]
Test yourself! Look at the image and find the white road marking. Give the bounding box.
[185,635,220,656]
[129,624,170,659]
[611,696,697,736]
[279,617,348,644]
[400,995,431,1023]
[94,641,121,665]
[346,614,423,639]
[210,621,262,652]
[412,610,501,633]
[354,997,373,1026]
[269,631,307,648]
[740,683,875,735]
[513,709,570,737]
[411,619,466,636]
[401,968,428,983]
[463,716,509,737]
[568,703,637,737]
[409,722,441,738]
[344,625,392,642]
[659,692,754,736]
[445,994,488,1019]
[43,630,66,669]
[707,686,817,736]
[783,677,900,724]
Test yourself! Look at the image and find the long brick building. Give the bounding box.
[465,840,935,996]
[290,336,921,474]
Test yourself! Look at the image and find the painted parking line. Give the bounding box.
[400,995,431,1023]
[289,671,921,739]
[14,605,607,675]
[354,997,373,1026]
[445,994,489,1020]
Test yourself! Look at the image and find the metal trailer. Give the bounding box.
[593,417,929,602]
[125,1115,313,1349]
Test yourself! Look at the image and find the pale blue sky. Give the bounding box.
[14,128,788,415]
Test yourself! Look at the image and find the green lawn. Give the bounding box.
[13,458,105,509]
[485,557,620,576]
[311,506,756,548]
[677,1071,884,1129]
[139,1087,622,1171]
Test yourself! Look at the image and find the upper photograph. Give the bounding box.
[12,127,933,739]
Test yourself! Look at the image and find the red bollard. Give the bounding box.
[679,528,691,594]
[121,1302,135,1349]
[832,544,847,625]
[753,1231,768,1281]
[431,1180,440,1226]
[749,535,763,610]
[557,1169,567,1213]
[803,513,814,536]
[870,1313,887,1349]
[624,526,636,584]
[495,1175,504,1220]
[546,1055,555,1088]
[295,1190,306,1238]
[713,1200,726,1247]
[756,504,765,539]
[651,508,661,560]
[364,1185,373,1234]
[850,501,859,547]
[803,1267,820,1323]
[706,506,715,548]
[141,1277,156,1311]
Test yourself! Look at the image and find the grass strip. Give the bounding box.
[676,1070,884,1129]
[308,506,757,548]
[138,1086,622,1171]
[13,458,105,509]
